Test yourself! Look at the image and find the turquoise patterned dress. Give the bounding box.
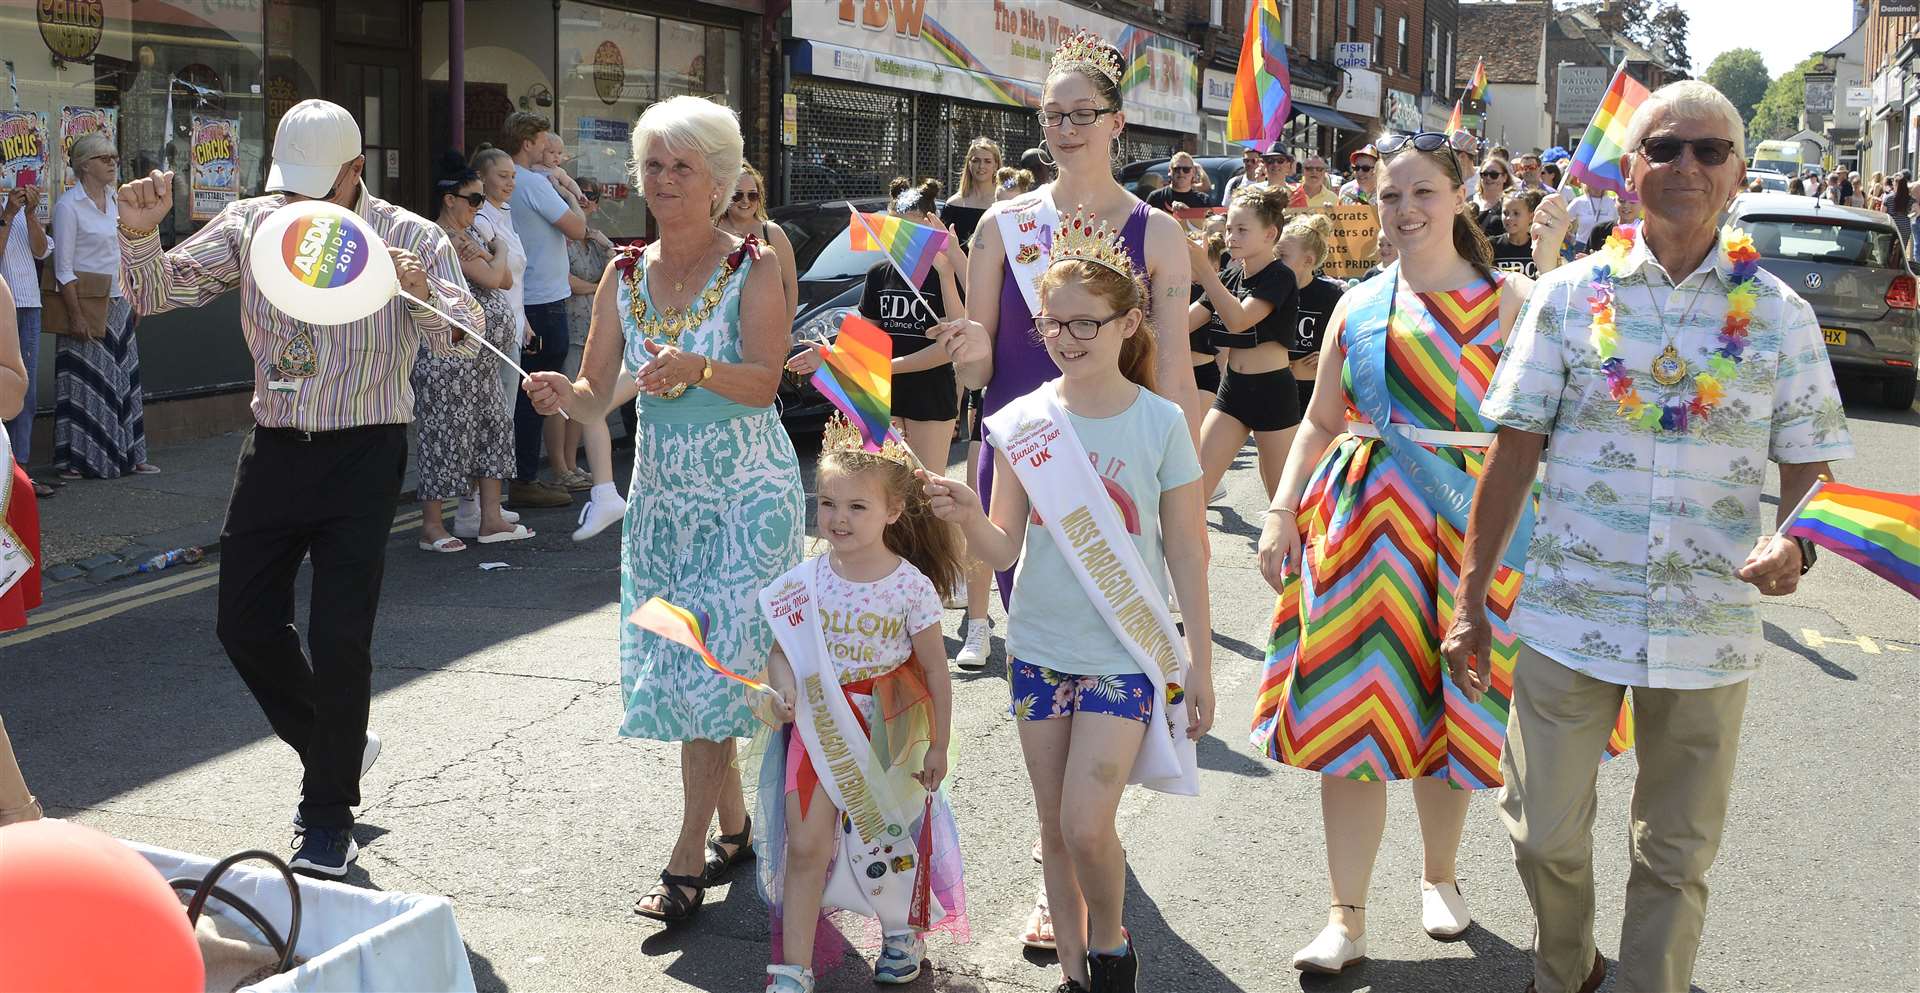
[615,238,804,742]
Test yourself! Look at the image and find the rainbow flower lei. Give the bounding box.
[1589,223,1761,433]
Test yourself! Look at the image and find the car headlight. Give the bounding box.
[795,306,857,351]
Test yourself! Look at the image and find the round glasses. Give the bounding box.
[1035,312,1125,340]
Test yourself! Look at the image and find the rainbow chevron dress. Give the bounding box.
[1250,277,1631,788]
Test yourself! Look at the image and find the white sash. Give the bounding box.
[0,428,29,600]
[994,187,1059,315]
[758,558,945,929]
[985,384,1199,796]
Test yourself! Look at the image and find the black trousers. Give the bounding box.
[513,300,572,481]
[215,424,407,829]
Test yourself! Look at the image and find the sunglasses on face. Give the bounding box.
[1037,107,1118,128]
[583,189,601,202]
[1262,155,1291,166]
[731,190,761,203]
[1034,313,1124,340]
[1304,166,1327,173]
[1352,163,1375,173]
[1171,165,1195,174]
[1638,136,1735,166]
[1480,169,1507,180]
[449,192,486,207]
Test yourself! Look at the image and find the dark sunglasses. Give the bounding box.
[1480,169,1508,180]
[1171,165,1196,174]
[1638,137,1735,167]
[1261,154,1291,165]
[448,191,486,207]
[1303,165,1327,172]
[583,189,602,202]
[1351,163,1375,173]
[1376,131,1451,156]
[1034,313,1124,341]
[731,190,761,203]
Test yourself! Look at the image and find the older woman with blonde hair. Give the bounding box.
[717,162,798,322]
[524,96,803,924]
[52,132,158,478]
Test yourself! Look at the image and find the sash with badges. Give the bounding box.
[985,384,1199,796]
[759,558,946,930]
[0,429,31,599]
[995,188,1059,315]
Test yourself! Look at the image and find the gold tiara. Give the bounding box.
[1050,30,1122,87]
[822,413,912,466]
[1048,206,1143,292]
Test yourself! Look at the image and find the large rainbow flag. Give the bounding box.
[1226,0,1291,149]
[1567,63,1651,198]
[848,210,949,287]
[629,597,781,695]
[1784,480,1920,599]
[809,313,893,452]
[1466,58,1489,104]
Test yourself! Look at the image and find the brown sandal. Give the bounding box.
[633,870,706,923]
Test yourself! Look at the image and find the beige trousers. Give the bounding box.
[1499,642,1749,993]
[0,715,42,827]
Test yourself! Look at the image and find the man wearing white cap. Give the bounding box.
[113,99,482,878]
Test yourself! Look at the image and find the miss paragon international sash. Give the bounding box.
[1344,263,1532,571]
[0,428,30,599]
[759,558,946,930]
[985,385,1199,796]
[995,187,1059,315]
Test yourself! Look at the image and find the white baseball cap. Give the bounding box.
[266,99,363,198]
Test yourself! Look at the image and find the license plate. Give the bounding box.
[1822,328,1847,346]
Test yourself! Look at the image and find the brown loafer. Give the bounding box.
[1525,951,1605,993]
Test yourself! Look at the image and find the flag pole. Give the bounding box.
[848,204,945,326]
[1776,475,1830,537]
[397,288,570,420]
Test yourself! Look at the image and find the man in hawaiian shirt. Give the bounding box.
[1443,81,1853,993]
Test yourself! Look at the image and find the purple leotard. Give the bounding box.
[978,197,1154,606]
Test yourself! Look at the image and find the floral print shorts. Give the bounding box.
[1009,660,1154,724]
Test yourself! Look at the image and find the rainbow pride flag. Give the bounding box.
[1226,0,1291,149]
[629,597,780,695]
[1445,98,1462,135]
[809,313,893,451]
[1466,58,1489,104]
[1567,64,1651,198]
[1784,481,1920,599]
[848,210,949,287]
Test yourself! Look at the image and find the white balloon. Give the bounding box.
[246,199,396,326]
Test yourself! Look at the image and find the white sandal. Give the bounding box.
[476,524,536,544]
[766,964,815,992]
[418,535,466,553]
[1019,886,1056,950]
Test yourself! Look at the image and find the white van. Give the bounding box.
[1751,139,1809,176]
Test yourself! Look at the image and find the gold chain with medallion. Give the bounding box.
[626,242,739,346]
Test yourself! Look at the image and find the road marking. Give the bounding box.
[1797,628,1920,655]
[28,562,218,624]
[0,572,222,647]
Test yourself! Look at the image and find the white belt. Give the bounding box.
[1346,421,1496,449]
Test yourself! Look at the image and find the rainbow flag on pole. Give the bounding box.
[1466,58,1490,104]
[808,313,893,451]
[629,597,781,695]
[1445,98,1462,135]
[848,210,948,287]
[1783,480,1920,599]
[1567,63,1652,198]
[1226,0,1291,149]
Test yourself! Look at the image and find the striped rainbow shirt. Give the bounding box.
[121,184,482,432]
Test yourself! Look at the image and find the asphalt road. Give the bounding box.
[4,390,1917,993]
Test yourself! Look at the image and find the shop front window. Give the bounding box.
[422,0,559,169]
[1,0,269,247]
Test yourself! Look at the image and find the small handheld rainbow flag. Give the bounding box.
[1783,479,1920,599]
[1466,58,1490,104]
[1445,98,1462,136]
[809,313,893,452]
[1567,63,1652,198]
[1226,0,1291,149]
[629,597,783,696]
[848,209,949,289]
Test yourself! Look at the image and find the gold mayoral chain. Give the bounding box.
[1050,29,1123,86]
[626,244,740,347]
[821,412,913,466]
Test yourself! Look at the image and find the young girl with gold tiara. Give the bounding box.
[922,211,1213,993]
[754,418,968,992]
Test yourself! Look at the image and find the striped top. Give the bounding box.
[121,183,482,432]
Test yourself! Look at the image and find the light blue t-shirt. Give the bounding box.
[1005,386,1202,677]
[509,162,573,306]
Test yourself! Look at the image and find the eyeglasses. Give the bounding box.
[1034,312,1125,340]
[449,192,486,207]
[1637,136,1735,166]
[731,190,761,203]
[1480,169,1508,180]
[1037,107,1118,128]
[90,154,119,164]
[1375,132,1451,156]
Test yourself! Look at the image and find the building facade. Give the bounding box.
[1457,1,1553,153]
[1861,2,1920,180]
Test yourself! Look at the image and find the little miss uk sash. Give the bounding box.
[0,429,30,600]
[994,188,1059,315]
[758,558,945,929]
[985,385,1199,796]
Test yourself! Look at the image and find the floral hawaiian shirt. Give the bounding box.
[1481,228,1854,689]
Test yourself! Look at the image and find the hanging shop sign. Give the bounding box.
[1554,66,1610,126]
[1385,88,1421,132]
[592,41,626,105]
[791,0,1199,133]
[38,0,105,62]
[1336,66,1380,119]
[1202,69,1232,114]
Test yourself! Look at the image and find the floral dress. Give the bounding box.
[408,226,516,501]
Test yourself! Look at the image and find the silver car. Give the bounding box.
[1731,192,1919,409]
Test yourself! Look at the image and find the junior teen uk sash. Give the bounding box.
[995,188,1059,314]
[1344,263,1532,571]
[758,559,946,930]
[0,429,30,599]
[985,385,1199,796]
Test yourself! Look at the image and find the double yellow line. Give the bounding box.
[0,509,439,648]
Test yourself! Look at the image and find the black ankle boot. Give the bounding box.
[1088,942,1139,993]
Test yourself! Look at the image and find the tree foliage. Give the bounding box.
[1586,0,1690,72]
[1704,48,1771,124]
[1749,53,1825,144]
[1648,4,1690,73]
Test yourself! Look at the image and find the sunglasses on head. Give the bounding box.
[731,190,761,203]
[1638,136,1735,167]
[1375,132,1451,156]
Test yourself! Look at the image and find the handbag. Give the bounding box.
[168,849,304,992]
[39,265,112,340]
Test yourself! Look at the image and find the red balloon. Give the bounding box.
[0,820,203,992]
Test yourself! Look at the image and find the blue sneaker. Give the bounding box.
[873,930,924,984]
[289,826,358,878]
[291,732,382,844]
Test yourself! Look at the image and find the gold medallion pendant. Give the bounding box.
[1650,343,1689,387]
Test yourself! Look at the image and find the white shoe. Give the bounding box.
[571,490,627,542]
[1292,923,1366,974]
[955,618,992,669]
[765,964,815,993]
[1421,879,1471,939]
[361,731,382,779]
[1209,480,1228,505]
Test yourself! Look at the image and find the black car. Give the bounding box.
[769,196,897,433]
[1117,156,1247,206]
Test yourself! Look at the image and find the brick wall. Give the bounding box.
[1865,10,1919,78]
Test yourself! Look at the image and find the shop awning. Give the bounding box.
[1294,102,1363,132]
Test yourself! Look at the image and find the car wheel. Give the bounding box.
[1885,374,1918,410]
